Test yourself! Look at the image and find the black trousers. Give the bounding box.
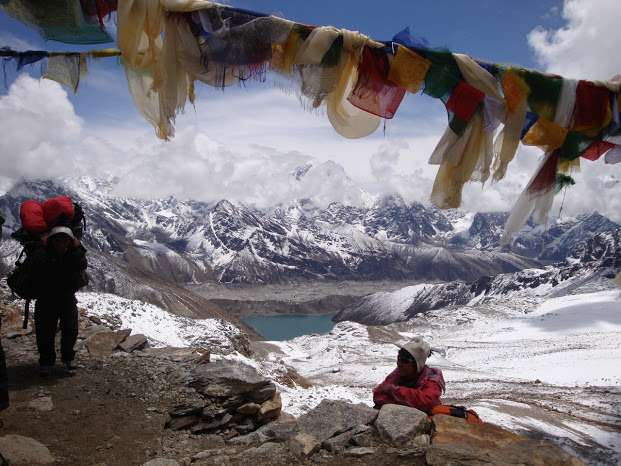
[34,295,79,367]
[0,321,8,405]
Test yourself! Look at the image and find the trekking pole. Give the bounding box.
[23,299,31,329]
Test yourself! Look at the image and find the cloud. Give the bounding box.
[111,123,375,209]
[527,0,621,80]
[0,31,38,51]
[0,75,84,179]
[110,122,318,207]
[370,141,405,180]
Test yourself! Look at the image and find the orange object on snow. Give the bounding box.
[429,404,483,423]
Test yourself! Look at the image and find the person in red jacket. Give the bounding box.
[373,336,445,413]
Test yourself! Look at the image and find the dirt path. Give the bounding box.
[1,330,175,464]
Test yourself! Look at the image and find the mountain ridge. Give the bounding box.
[333,228,621,325]
[0,177,618,323]
[3,177,616,286]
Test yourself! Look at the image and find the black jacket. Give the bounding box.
[26,243,88,298]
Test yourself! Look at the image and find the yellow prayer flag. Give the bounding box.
[522,118,569,153]
[272,32,299,72]
[557,157,581,175]
[42,53,88,94]
[387,45,431,94]
[501,68,530,114]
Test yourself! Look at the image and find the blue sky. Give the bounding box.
[1,0,620,223]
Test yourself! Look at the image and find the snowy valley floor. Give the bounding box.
[79,285,621,465]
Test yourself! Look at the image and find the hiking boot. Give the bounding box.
[39,366,52,377]
[62,360,78,370]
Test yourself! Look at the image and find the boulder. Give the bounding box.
[293,400,378,455]
[169,403,204,418]
[352,425,375,447]
[191,413,233,434]
[289,433,318,458]
[219,394,245,411]
[232,441,299,465]
[244,383,277,404]
[201,404,228,419]
[0,434,55,465]
[78,324,111,339]
[427,415,587,465]
[344,447,376,457]
[27,396,54,412]
[256,392,282,423]
[323,430,357,453]
[228,421,299,445]
[374,404,431,447]
[236,402,261,415]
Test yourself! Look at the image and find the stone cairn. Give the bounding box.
[166,360,282,436]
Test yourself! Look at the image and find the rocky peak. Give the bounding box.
[290,163,312,181]
[570,228,621,270]
[363,194,426,244]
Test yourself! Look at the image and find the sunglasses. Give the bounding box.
[397,355,415,364]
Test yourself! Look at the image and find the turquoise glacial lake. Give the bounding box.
[241,313,337,341]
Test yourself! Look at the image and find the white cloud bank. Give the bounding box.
[528,0,621,81]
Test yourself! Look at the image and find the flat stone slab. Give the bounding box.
[86,329,132,358]
[189,361,272,397]
[297,400,378,441]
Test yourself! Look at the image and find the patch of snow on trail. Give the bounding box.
[78,292,240,351]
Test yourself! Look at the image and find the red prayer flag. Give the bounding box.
[527,150,559,197]
[446,81,485,121]
[581,140,616,161]
[573,80,611,137]
[348,46,406,119]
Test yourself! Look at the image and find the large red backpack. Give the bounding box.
[13,196,85,244]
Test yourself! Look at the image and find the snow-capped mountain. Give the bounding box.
[0,176,617,290]
[446,209,619,260]
[334,228,621,325]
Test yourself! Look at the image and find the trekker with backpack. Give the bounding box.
[27,225,87,377]
[373,336,446,413]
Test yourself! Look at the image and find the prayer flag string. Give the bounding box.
[1,0,620,242]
